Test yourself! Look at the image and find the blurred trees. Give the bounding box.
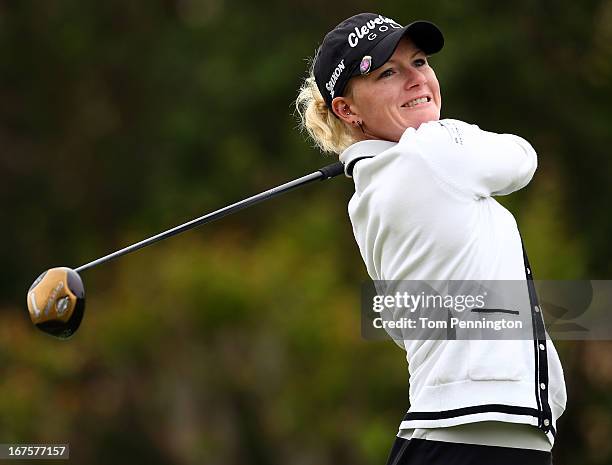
[1,0,611,464]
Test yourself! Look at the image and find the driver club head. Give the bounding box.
[27,267,86,339]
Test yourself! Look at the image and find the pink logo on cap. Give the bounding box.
[360,55,372,74]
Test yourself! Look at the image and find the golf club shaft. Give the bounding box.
[74,162,345,273]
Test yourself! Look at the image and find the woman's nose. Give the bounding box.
[405,67,427,88]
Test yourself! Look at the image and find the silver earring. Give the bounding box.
[357,120,365,134]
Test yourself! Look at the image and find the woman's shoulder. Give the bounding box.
[401,118,479,141]
[396,119,492,158]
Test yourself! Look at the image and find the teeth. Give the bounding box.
[405,97,429,107]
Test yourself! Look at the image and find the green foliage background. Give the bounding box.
[1,0,611,463]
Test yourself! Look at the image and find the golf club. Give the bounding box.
[27,161,345,339]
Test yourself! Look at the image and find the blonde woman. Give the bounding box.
[296,13,566,465]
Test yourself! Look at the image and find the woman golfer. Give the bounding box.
[296,13,566,465]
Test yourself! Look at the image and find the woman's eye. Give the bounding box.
[379,68,394,78]
[414,58,427,67]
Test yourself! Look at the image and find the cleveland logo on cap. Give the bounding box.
[347,15,402,47]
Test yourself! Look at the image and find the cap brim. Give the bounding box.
[353,20,444,77]
[404,21,444,55]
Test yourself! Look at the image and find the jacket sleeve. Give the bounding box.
[404,119,538,198]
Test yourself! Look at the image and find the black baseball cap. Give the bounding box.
[313,13,444,110]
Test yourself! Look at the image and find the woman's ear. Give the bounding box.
[331,97,359,126]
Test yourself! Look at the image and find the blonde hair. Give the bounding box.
[295,60,357,155]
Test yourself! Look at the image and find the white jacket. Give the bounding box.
[339,119,567,445]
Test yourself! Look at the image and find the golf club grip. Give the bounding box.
[318,162,345,179]
[74,163,346,273]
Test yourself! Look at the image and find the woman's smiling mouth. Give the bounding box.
[402,96,432,108]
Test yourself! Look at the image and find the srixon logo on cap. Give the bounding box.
[348,15,402,48]
[325,59,345,98]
